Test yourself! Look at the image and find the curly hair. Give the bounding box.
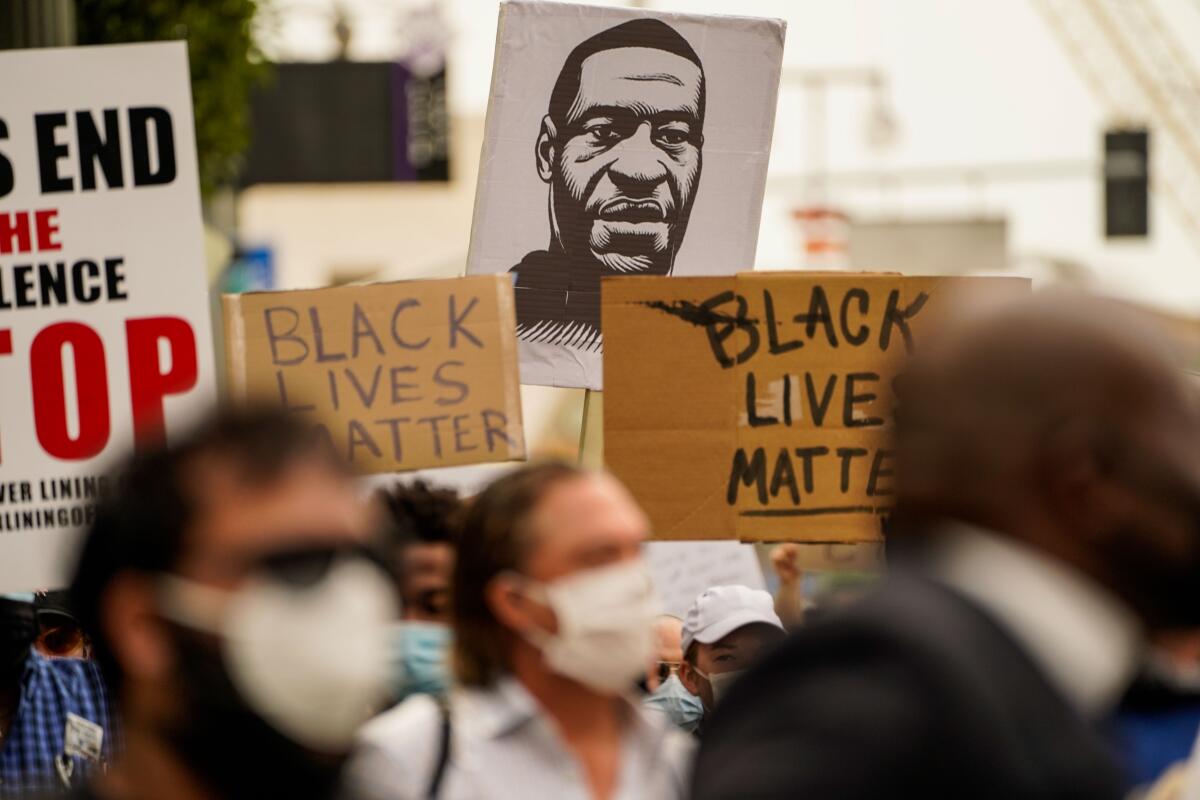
[377,480,462,548]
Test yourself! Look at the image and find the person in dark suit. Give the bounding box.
[692,294,1200,800]
[511,18,705,352]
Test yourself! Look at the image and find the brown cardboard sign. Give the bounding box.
[603,272,1029,541]
[223,275,526,473]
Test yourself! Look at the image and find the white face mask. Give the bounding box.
[159,557,398,752]
[694,667,746,707]
[519,559,661,694]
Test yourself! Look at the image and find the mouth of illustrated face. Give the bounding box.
[597,198,669,223]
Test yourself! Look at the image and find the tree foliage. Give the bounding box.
[76,0,267,197]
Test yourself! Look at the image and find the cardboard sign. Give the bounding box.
[466,1,785,390]
[222,275,526,473]
[0,43,216,591]
[603,272,1029,542]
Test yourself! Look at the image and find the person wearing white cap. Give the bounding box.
[677,585,785,729]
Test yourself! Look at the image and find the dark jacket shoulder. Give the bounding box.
[692,576,1125,800]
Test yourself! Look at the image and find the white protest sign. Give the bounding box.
[467,1,785,389]
[0,43,216,591]
[645,540,766,619]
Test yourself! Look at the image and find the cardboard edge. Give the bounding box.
[492,274,528,461]
[463,3,512,277]
[503,0,786,30]
[220,293,249,407]
[736,20,786,272]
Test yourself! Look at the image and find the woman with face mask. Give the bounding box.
[346,462,696,800]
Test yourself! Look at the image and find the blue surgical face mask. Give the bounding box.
[642,674,704,733]
[390,622,452,702]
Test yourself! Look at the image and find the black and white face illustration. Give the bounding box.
[469,3,784,389]
[538,25,705,278]
[510,19,706,350]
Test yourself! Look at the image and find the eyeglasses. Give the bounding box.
[406,587,450,618]
[249,542,395,588]
[655,661,681,684]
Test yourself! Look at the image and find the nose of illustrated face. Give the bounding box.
[608,123,669,190]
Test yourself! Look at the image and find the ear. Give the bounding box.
[485,573,556,636]
[677,659,701,696]
[536,116,558,184]
[102,573,176,684]
[1040,421,1105,512]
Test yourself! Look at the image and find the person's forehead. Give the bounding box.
[529,475,648,549]
[710,624,775,649]
[572,47,702,119]
[403,542,454,576]
[655,617,683,646]
[183,459,371,576]
[656,626,683,660]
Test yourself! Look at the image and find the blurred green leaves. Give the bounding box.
[76,0,269,197]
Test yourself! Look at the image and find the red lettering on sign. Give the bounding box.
[0,329,10,464]
[0,209,61,254]
[30,322,110,460]
[126,317,198,449]
[34,210,61,251]
[0,212,31,255]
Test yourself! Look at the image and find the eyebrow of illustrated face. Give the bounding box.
[567,103,700,128]
[620,72,685,87]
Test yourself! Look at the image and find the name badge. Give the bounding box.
[63,713,104,763]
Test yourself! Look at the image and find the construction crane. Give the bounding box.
[1034,0,1200,250]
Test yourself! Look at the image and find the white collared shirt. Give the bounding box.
[345,676,695,800]
[932,526,1143,718]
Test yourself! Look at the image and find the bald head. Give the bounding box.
[645,614,684,691]
[653,615,683,662]
[897,294,1187,507]
[894,292,1200,628]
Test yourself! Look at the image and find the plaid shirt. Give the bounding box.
[0,652,115,798]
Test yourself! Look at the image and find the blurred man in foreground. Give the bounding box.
[348,462,694,799]
[693,294,1200,800]
[379,481,461,703]
[68,411,398,800]
[0,593,113,796]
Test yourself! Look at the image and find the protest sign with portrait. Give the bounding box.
[467,1,785,390]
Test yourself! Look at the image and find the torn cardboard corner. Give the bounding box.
[602,271,1030,543]
[222,274,526,474]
